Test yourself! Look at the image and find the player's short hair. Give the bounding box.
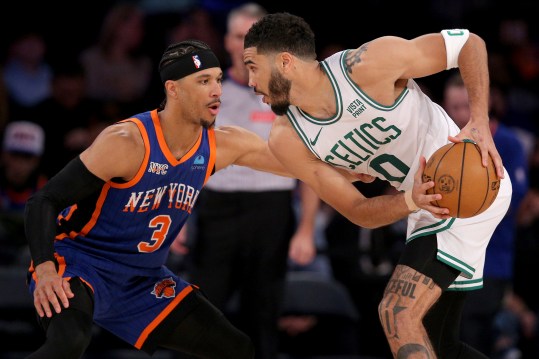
[244,12,317,60]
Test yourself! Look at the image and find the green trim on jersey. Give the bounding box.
[446,278,483,291]
[297,62,343,125]
[337,50,409,111]
[406,217,456,242]
[437,249,475,279]
[406,216,480,290]
[286,110,322,159]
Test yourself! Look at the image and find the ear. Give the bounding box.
[165,81,178,98]
[278,52,294,74]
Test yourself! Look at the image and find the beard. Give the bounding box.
[268,68,292,116]
[201,118,215,129]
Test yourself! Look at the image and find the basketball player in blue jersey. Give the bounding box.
[243,13,512,359]
[23,40,302,359]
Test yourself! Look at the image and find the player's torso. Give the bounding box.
[287,50,459,190]
[55,110,215,270]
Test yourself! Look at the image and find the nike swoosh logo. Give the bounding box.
[309,128,323,146]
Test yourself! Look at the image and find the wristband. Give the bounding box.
[404,190,420,212]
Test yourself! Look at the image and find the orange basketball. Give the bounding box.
[422,140,500,218]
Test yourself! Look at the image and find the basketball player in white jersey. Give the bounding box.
[243,12,512,359]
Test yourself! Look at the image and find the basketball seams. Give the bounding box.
[472,143,489,216]
[456,143,466,218]
[423,141,500,218]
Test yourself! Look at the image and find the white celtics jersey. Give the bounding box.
[287,50,460,192]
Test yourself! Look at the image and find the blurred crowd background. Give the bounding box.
[0,0,538,358]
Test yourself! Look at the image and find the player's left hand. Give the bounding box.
[448,120,504,179]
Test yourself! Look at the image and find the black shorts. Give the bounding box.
[398,234,461,290]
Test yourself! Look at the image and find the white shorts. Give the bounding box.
[406,168,512,291]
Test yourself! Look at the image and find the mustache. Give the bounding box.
[253,87,264,96]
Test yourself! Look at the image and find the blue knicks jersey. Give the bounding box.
[54,109,215,273]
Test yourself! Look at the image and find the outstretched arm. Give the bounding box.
[213,125,293,177]
[268,117,447,229]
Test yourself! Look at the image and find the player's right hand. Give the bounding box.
[33,261,74,318]
[413,156,451,219]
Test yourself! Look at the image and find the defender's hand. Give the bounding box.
[33,261,74,318]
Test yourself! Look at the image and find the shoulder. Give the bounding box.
[80,121,145,181]
[98,121,143,147]
[346,36,410,69]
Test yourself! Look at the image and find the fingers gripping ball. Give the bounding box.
[422,140,500,218]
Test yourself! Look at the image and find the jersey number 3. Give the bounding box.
[137,215,172,252]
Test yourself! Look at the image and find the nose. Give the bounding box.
[211,82,222,97]
[247,75,255,88]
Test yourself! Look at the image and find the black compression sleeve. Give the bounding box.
[25,157,106,266]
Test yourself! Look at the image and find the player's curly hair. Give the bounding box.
[244,12,316,60]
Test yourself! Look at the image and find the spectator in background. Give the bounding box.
[496,18,539,141]
[166,6,226,66]
[79,2,152,117]
[2,31,52,120]
[0,121,46,266]
[443,73,529,358]
[29,60,111,178]
[186,4,319,359]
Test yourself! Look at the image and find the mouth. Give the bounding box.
[208,101,221,116]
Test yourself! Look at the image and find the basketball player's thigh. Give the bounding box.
[398,234,461,290]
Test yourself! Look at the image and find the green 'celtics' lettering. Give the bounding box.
[324,117,409,183]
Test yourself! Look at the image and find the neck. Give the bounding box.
[158,108,202,159]
[292,62,335,118]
